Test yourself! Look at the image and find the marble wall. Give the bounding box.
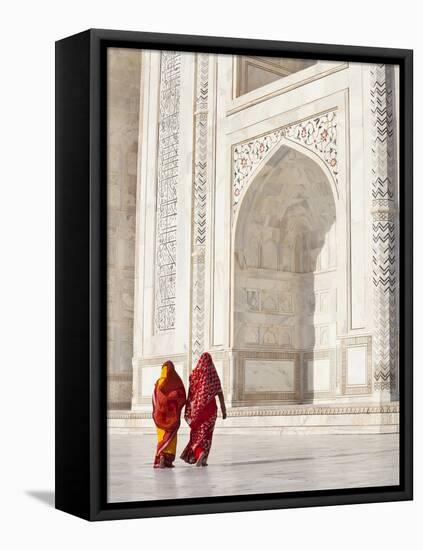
[113,51,400,419]
[107,48,142,409]
[236,56,316,96]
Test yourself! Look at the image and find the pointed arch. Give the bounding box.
[233,136,339,233]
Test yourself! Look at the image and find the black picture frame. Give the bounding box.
[55,28,413,521]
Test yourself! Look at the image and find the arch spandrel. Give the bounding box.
[232,110,339,221]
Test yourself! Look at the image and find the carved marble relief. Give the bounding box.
[370,65,398,392]
[233,110,338,210]
[244,288,293,315]
[244,325,260,345]
[262,294,278,313]
[278,293,293,314]
[242,322,294,348]
[262,326,278,345]
[246,289,260,311]
[154,52,181,332]
[190,53,209,367]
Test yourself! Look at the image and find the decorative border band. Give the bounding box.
[108,402,399,419]
[233,110,338,211]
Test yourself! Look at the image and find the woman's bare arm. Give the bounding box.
[217,391,227,419]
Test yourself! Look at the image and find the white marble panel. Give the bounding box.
[307,359,331,392]
[346,346,367,385]
[244,360,295,392]
[349,64,367,329]
[279,293,293,313]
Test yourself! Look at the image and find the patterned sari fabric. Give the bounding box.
[180,352,222,464]
[152,361,186,468]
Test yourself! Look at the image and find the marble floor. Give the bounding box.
[107,431,399,503]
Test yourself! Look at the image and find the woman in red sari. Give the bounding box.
[180,352,226,466]
[152,361,186,468]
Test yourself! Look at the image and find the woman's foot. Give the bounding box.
[195,451,208,467]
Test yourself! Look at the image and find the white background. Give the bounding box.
[0,1,420,548]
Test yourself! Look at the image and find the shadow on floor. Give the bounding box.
[26,490,55,508]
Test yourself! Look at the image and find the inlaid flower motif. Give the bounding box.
[232,111,338,211]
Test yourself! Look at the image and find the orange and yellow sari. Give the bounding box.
[152,361,186,468]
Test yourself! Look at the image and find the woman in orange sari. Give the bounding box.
[152,361,186,468]
[180,352,226,467]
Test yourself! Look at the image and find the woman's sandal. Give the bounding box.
[196,451,208,467]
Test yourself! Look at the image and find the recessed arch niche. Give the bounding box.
[232,143,338,405]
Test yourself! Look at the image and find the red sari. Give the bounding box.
[180,352,222,465]
[152,361,186,468]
